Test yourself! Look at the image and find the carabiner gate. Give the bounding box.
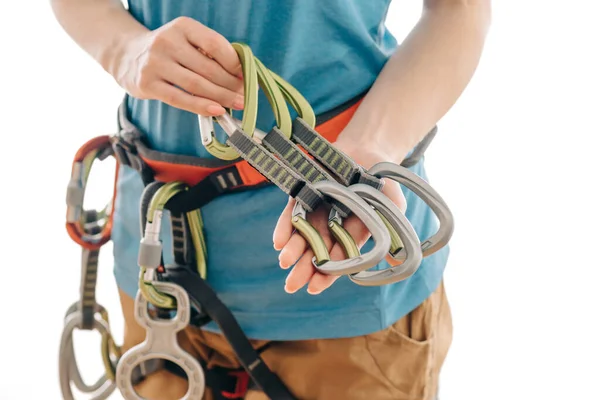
[66,135,117,251]
[301,180,391,275]
[343,183,424,286]
[199,42,259,160]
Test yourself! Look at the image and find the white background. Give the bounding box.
[1,1,599,399]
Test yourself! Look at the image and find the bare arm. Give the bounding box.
[50,0,148,78]
[275,0,492,295]
[50,0,244,115]
[336,0,492,162]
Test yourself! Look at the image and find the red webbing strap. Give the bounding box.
[137,100,360,188]
[141,157,231,187]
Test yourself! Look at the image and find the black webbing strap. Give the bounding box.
[164,265,296,400]
[262,128,333,184]
[291,118,440,188]
[291,118,383,189]
[79,211,102,330]
[164,166,268,215]
[261,127,352,218]
[79,247,99,330]
[226,128,323,212]
[169,212,193,267]
[131,354,257,399]
[400,125,438,168]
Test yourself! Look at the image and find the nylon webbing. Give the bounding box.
[262,128,332,184]
[80,247,99,329]
[401,125,438,168]
[262,127,352,218]
[170,212,192,267]
[165,266,296,400]
[291,118,383,189]
[226,129,323,212]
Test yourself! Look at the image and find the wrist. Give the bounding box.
[334,132,411,168]
[101,28,148,80]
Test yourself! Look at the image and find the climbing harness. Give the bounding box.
[59,41,454,400]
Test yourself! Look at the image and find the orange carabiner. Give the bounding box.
[65,135,118,250]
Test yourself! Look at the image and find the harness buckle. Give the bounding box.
[220,370,250,399]
[111,130,144,172]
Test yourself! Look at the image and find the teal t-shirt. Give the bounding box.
[113,0,449,340]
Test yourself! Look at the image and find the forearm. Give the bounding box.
[49,0,148,76]
[338,2,491,163]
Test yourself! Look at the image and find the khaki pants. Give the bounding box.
[119,281,452,400]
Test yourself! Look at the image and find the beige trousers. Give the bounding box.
[119,281,452,400]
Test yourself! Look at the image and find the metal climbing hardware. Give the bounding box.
[367,162,455,258]
[336,184,424,286]
[59,212,121,400]
[59,40,455,400]
[66,135,117,250]
[204,47,427,280]
[138,181,207,310]
[207,112,395,272]
[60,303,118,400]
[200,43,259,161]
[203,47,415,273]
[116,282,206,400]
[291,180,392,274]
[60,133,123,400]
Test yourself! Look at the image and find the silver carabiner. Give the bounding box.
[341,183,424,286]
[63,303,115,395]
[368,162,454,257]
[296,180,391,275]
[59,306,116,400]
[116,282,205,400]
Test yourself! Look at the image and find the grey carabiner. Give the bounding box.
[59,309,116,400]
[342,183,424,286]
[199,114,216,146]
[62,303,115,395]
[368,162,454,257]
[213,113,267,142]
[116,282,205,400]
[303,180,391,275]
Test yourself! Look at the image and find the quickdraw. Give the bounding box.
[60,151,122,400]
[59,42,454,400]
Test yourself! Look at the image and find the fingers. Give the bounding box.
[278,233,307,270]
[135,17,245,114]
[164,63,244,111]
[180,18,242,77]
[306,273,339,295]
[151,81,226,116]
[385,253,404,267]
[284,249,317,294]
[296,214,372,295]
[273,198,295,251]
[173,43,244,95]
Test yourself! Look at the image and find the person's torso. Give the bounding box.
[125,0,397,156]
[112,0,449,340]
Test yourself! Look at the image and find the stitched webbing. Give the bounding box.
[262,127,352,218]
[262,128,331,184]
[226,129,323,212]
[292,118,383,190]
